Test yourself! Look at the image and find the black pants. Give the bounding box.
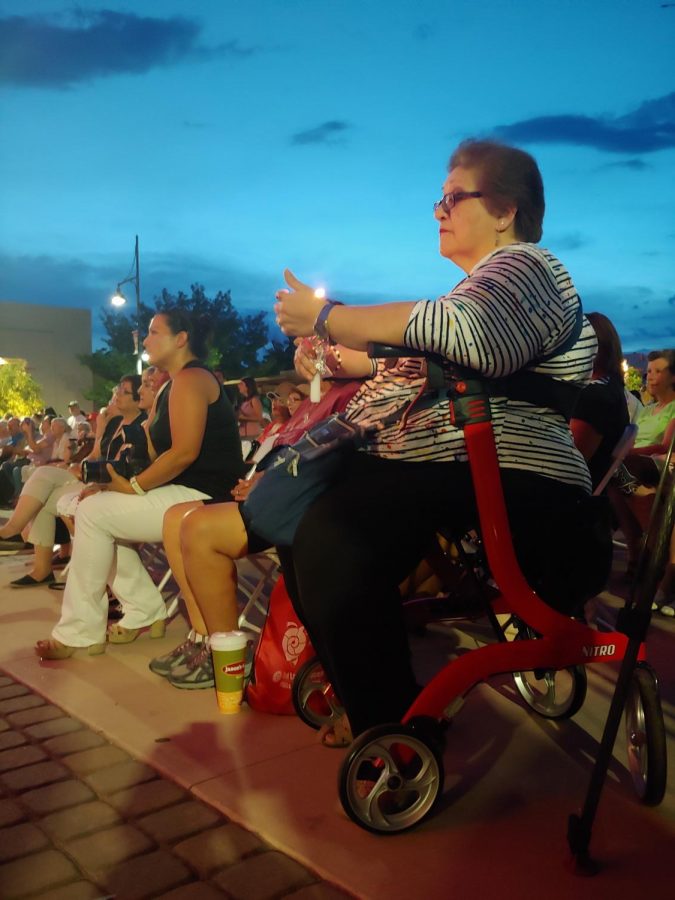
[279,452,585,736]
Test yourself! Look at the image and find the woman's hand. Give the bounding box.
[293,338,320,381]
[104,464,135,494]
[231,478,253,502]
[79,483,103,502]
[231,473,262,502]
[275,270,326,337]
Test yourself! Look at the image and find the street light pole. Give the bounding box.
[111,235,143,374]
[133,235,141,375]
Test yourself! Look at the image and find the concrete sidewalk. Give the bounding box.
[0,671,352,900]
[1,537,673,900]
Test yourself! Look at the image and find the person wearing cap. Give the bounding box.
[66,401,86,431]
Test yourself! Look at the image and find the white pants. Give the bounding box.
[22,467,79,548]
[52,483,209,646]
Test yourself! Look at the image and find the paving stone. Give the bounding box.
[213,851,316,900]
[62,743,131,775]
[0,820,50,862]
[156,883,225,899]
[0,743,47,773]
[108,778,187,817]
[0,693,46,715]
[22,778,95,814]
[0,759,69,792]
[41,799,122,841]
[35,882,103,900]
[43,729,106,756]
[84,760,157,794]
[137,799,222,844]
[174,824,264,877]
[98,848,192,899]
[66,822,154,870]
[0,683,29,701]
[0,731,27,752]
[285,884,355,900]
[7,703,62,727]
[0,849,78,898]
[0,798,26,827]
[25,717,83,740]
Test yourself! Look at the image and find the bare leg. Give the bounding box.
[162,501,208,635]
[0,495,43,538]
[29,544,54,581]
[181,502,249,634]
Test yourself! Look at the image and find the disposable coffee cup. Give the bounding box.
[210,631,248,714]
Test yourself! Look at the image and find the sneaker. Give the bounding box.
[148,632,201,677]
[660,604,674,618]
[167,643,215,690]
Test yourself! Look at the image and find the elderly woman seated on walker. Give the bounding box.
[168,140,599,749]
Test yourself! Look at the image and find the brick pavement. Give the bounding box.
[0,672,354,900]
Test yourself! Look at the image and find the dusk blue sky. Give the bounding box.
[1,0,674,353]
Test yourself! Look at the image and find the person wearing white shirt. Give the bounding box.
[66,401,87,431]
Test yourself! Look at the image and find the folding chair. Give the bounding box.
[593,422,639,496]
[236,550,280,633]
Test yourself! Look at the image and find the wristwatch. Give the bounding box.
[313,300,343,343]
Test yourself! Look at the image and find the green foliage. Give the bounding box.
[0,359,43,416]
[78,284,295,406]
[625,365,643,392]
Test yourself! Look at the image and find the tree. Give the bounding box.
[79,285,295,407]
[0,359,43,416]
[625,365,643,392]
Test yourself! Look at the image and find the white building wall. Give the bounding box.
[0,301,93,415]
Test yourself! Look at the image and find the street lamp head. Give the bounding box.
[111,285,126,308]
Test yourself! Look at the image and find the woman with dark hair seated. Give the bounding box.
[273,139,599,744]
[35,308,245,658]
[570,312,629,491]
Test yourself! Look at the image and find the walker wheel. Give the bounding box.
[513,626,587,719]
[625,663,667,805]
[513,665,587,719]
[292,656,345,730]
[338,723,444,834]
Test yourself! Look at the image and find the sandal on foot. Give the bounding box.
[35,638,105,659]
[318,715,353,749]
[107,619,166,643]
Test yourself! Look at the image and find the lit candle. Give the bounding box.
[311,287,327,402]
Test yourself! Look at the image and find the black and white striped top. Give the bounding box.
[344,243,596,492]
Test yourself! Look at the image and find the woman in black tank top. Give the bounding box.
[36,307,245,659]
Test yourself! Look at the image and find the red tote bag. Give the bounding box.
[246,575,315,715]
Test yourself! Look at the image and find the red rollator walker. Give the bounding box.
[292,359,671,872]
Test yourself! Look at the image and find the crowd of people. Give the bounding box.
[1,139,673,749]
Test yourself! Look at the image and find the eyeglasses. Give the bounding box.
[433,191,483,215]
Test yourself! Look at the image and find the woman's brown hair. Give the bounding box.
[587,312,624,380]
[449,139,545,242]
